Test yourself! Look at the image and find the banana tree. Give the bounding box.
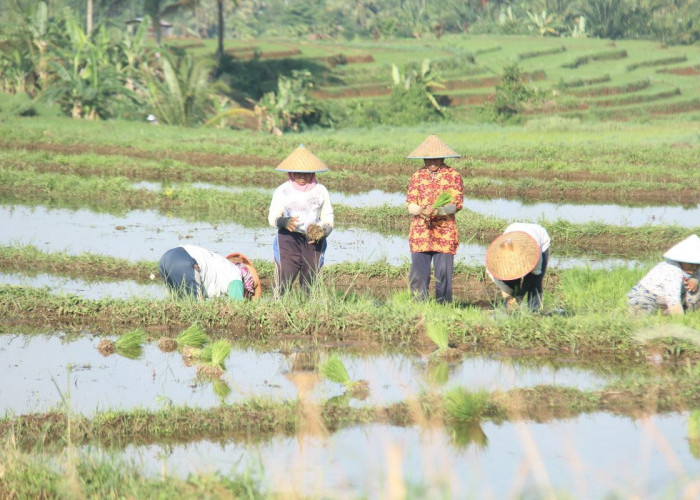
[391,59,445,114]
[145,50,220,126]
[41,14,139,119]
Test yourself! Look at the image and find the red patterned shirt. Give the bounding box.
[406,166,463,254]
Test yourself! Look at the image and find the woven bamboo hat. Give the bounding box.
[275,144,329,173]
[663,234,700,264]
[226,252,262,300]
[407,134,460,159]
[485,231,541,281]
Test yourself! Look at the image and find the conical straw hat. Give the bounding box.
[663,234,700,264]
[275,144,329,173]
[485,231,541,281]
[406,134,460,159]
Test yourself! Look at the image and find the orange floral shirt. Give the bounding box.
[406,166,463,254]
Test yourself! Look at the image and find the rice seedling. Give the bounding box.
[426,320,449,351]
[443,387,489,422]
[176,323,211,348]
[211,379,232,400]
[319,355,370,400]
[432,189,458,208]
[197,340,233,378]
[158,324,211,353]
[96,329,147,359]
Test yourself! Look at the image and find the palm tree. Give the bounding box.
[144,0,200,45]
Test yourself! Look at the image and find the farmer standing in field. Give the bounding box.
[627,234,700,315]
[485,222,551,312]
[158,245,260,300]
[268,144,334,296]
[405,134,464,303]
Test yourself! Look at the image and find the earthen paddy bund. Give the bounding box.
[3,120,700,497]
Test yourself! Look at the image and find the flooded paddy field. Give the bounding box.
[114,413,700,498]
[3,119,700,498]
[1,204,641,270]
[0,332,614,416]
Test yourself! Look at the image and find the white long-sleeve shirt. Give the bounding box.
[181,245,242,298]
[267,181,334,234]
[632,260,687,309]
[503,222,551,275]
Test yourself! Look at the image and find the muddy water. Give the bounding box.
[142,181,700,227]
[1,204,640,269]
[0,334,612,416]
[113,413,699,498]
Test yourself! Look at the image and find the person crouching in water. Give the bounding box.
[158,245,258,301]
[485,223,551,312]
[627,234,700,315]
[268,144,334,296]
[405,134,464,304]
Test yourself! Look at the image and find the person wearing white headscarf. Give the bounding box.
[627,235,700,315]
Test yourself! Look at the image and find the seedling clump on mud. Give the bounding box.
[320,354,370,400]
[97,329,147,359]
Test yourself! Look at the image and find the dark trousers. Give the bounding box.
[158,247,200,298]
[410,252,454,303]
[502,250,549,311]
[275,230,324,295]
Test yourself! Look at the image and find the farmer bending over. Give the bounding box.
[486,223,551,312]
[627,234,700,315]
[158,245,258,300]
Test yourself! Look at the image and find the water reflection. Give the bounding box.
[0,334,611,416]
[1,204,640,269]
[115,413,699,498]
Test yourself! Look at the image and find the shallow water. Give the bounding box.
[0,272,166,300]
[140,181,700,227]
[0,333,612,416]
[1,204,640,269]
[114,413,699,498]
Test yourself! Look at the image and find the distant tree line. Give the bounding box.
[1,0,698,131]
[2,0,700,45]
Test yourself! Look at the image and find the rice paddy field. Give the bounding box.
[3,34,700,499]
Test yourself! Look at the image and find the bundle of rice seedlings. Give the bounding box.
[432,189,458,208]
[96,329,147,359]
[320,355,370,400]
[306,223,325,242]
[426,320,449,351]
[444,387,488,422]
[197,339,232,378]
[176,323,210,348]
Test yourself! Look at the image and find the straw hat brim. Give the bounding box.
[226,252,262,300]
[663,234,700,264]
[407,134,460,159]
[275,145,329,173]
[485,231,541,281]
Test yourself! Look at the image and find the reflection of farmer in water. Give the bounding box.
[405,134,464,304]
[268,145,334,296]
[486,223,551,312]
[158,245,260,300]
[627,234,700,315]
